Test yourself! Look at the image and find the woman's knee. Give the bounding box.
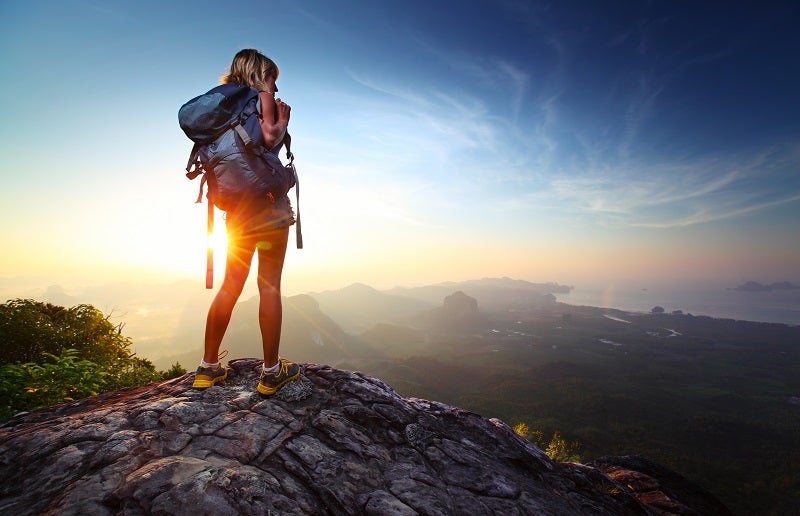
[256,252,286,293]
[219,266,250,298]
[257,274,282,297]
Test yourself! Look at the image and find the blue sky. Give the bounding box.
[1,0,799,296]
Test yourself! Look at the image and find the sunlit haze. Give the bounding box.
[2,1,799,299]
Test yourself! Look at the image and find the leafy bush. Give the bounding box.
[0,300,141,366]
[0,299,186,420]
[0,349,108,419]
[514,422,581,462]
[160,362,188,381]
[545,431,582,462]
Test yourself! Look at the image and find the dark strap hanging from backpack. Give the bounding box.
[283,133,303,250]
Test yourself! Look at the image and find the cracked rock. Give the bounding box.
[0,359,729,515]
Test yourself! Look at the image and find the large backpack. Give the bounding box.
[179,83,303,287]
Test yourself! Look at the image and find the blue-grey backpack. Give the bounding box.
[178,83,303,287]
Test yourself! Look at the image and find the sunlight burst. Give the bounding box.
[208,226,229,261]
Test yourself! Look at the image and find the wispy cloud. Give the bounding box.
[517,142,800,229]
[619,73,664,159]
[632,193,800,228]
[344,71,514,178]
[399,30,537,127]
[315,13,800,236]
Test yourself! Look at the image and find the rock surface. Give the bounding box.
[0,359,729,515]
[590,456,732,516]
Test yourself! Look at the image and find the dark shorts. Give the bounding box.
[225,195,294,250]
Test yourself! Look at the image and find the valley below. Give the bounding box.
[43,277,800,515]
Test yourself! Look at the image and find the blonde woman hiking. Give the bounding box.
[190,49,300,395]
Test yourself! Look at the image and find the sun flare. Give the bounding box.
[208,226,229,257]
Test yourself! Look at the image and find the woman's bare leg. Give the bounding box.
[255,227,289,367]
[203,240,256,363]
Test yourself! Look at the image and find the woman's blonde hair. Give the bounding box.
[221,48,278,91]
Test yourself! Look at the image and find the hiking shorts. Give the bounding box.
[225,195,295,250]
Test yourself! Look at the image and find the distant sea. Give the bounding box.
[554,282,800,326]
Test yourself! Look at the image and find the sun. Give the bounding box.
[208,225,229,258]
[203,223,230,287]
[190,212,228,289]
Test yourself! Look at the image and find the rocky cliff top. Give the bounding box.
[0,359,729,515]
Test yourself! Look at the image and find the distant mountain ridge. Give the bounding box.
[307,277,568,334]
[309,283,434,333]
[730,280,800,292]
[213,293,379,366]
[155,292,380,371]
[387,277,571,307]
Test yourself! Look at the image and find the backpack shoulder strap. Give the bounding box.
[233,123,253,147]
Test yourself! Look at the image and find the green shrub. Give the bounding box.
[0,299,187,420]
[0,300,133,367]
[514,421,581,462]
[161,362,188,381]
[0,349,107,420]
[545,430,581,462]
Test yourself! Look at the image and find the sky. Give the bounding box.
[2,0,799,299]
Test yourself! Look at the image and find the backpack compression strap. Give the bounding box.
[283,133,302,249]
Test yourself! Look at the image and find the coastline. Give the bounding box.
[555,283,800,326]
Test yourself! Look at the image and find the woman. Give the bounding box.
[192,49,300,395]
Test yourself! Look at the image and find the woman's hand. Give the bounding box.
[259,91,290,149]
[275,98,291,124]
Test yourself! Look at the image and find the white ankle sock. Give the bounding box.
[263,362,280,373]
[201,360,220,368]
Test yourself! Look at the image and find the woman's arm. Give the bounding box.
[259,91,290,150]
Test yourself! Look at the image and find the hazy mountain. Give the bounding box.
[731,280,800,292]
[387,276,569,312]
[308,282,433,333]
[39,285,80,307]
[421,290,487,333]
[166,295,382,365]
[441,290,479,315]
[155,293,380,370]
[357,323,431,359]
[353,290,486,359]
[205,278,570,366]
[280,294,381,364]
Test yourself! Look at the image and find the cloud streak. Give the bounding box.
[304,5,800,240]
[342,40,800,233]
[522,142,800,229]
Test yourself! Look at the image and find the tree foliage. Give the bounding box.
[0,299,186,420]
[514,422,581,462]
[0,349,107,419]
[0,299,132,366]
